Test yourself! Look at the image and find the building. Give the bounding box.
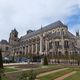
[0,40,10,57]
[0,20,80,59]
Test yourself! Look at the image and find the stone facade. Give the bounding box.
[0,21,80,57]
[0,40,10,57]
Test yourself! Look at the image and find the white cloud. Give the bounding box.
[0,0,79,40]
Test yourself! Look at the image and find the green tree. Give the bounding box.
[76,53,80,66]
[43,55,48,65]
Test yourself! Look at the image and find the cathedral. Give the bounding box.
[0,20,80,60]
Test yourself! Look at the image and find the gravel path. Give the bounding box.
[54,71,77,80]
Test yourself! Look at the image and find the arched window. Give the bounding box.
[55,41,59,48]
[64,41,69,48]
[49,42,53,49]
[65,51,68,56]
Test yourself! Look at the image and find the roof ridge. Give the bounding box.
[20,20,67,40]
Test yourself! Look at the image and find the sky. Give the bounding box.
[0,0,80,41]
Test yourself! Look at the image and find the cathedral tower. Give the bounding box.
[9,28,19,46]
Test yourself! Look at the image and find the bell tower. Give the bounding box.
[9,28,19,46]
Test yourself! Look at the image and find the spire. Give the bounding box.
[41,24,42,30]
[41,24,43,32]
[76,30,79,37]
[40,25,43,36]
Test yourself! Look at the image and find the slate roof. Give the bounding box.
[0,40,9,45]
[20,20,68,41]
[67,31,76,39]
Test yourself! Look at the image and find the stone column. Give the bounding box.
[36,43,38,54]
[26,46,28,54]
[25,46,26,55]
[45,40,48,54]
[13,48,15,56]
[62,36,64,54]
[32,44,34,54]
[28,45,30,54]
[22,46,23,55]
[52,41,55,51]
[40,36,43,54]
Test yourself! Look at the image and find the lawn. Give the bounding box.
[38,68,73,80]
[42,64,59,67]
[0,67,17,73]
[0,68,18,80]
[4,67,18,72]
[2,64,80,80]
[36,64,66,74]
[1,64,66,80]
[1,64,80,80]
[64,68,80,80]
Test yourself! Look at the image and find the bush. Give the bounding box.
[18,70,36,80]
[43,55,48,65]
[0,69,8,80]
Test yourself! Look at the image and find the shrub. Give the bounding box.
[18,70,36,80]
[0,69,8,80]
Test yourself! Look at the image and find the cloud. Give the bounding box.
[65,4,80,35]
[0,0,79,40]
[66,5,80,24]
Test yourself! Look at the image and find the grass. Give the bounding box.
[1,77,8,80]
[2,64,80,80]
[38,68,73,80]
[42,64,60,67]
[0,68,17,80]
[38,67,80,80]
[36,65,66,74]
[64,68,80,80]
[4,67,18,72]
[40,64,60,69]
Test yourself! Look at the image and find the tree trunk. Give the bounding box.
[0,76,1,80]
[0,49,3,69]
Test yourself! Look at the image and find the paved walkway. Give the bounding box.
[4,62,39,66]
[54,71,77,80]
[37,68,69,78]
[4,62,28,66]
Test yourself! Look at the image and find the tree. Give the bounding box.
[76,53,80,66]
[12,55,15,63]
[0,49,8,80]
[0,49,3,80]
[43,55,48,65]
[0,49,3,69]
